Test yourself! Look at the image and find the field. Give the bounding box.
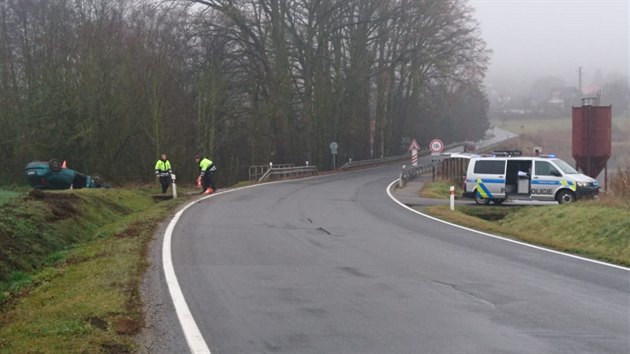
[493,112,630,180]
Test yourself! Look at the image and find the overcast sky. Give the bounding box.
[469,0,629,95]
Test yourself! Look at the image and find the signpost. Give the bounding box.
[408,138,420,167]
[429,138,445,181]
[330,141,338,169]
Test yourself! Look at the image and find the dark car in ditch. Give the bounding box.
[25,159,104,190]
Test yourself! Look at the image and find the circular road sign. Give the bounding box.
[330,141,338,154]
[429,138,444,153]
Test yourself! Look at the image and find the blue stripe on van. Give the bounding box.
[480,178,505,183]
[531,180,561,185]
[466,178,505,184]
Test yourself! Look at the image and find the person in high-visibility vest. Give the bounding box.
[195,155,217,194]
[154,153,173,194]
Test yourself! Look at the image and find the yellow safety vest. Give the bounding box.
[155,160,172,173]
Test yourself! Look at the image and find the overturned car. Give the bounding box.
[25,159,105,190]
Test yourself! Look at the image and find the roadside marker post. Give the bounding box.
[171,174,178,199]
[450,185,455,211]
[399,165,406,188]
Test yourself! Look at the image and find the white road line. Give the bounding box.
[163,196,213,354]
[386,179,630,272]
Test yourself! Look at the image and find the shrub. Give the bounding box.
[609,160,630,197]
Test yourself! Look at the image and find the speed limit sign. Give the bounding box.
[429,138,444,153]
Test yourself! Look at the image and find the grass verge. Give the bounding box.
[424,200,630,266]
[0,189,188,353]
[418,181,463,199]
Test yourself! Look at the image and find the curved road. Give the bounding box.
[170,165,629,353]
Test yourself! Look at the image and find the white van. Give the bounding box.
[463,153,600,204]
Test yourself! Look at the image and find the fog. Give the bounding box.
[470,0,629,96]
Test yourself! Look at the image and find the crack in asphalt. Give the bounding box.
[433,280,497,310]
[316,227,331,235]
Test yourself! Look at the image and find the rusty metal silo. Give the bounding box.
[572,99,611,179]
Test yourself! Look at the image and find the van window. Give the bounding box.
[552,159,578,174]
[535,161,561,176]
[474,160,505,174]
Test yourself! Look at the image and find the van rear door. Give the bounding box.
[472,159,506,199]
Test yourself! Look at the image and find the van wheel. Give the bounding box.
[492,198,505,205]
[556,190,575,204]
[474,190,491,205]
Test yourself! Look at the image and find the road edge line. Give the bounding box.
[385,179,630,272]
[163,196,213,354]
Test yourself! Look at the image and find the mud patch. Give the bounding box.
[115,226,140,239]
[91,195,132,215]
[87,316,109,330]
[460,206,512,221]
[115,221,150,238]
[101,342,133,354]
[111,316,142,335]
[28,189,46,199]
[27,190,82,221]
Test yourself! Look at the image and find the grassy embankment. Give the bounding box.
[0,188,188,353]
[427,202,629,266]
[418,181,463,199]
[418,183,630,266]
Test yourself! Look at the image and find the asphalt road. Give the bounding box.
[170,165,629,353]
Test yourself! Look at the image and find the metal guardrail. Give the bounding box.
[249,164,295,180]
[340,142,462,170]
[398,160,442,188]
[258,166,319,182]
[339,154,408,169]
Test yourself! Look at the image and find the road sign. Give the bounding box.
[330,142,338,155]
[408,138,420,167]
[408,138,420,152]
[429,138,444,153]
[330,142,338,169]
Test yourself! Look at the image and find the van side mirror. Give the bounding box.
[551,170,562,177]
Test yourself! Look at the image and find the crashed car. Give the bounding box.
[25,158,104,190]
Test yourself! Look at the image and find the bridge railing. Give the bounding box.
[249,164,295,181]
[339,154,409,170]
[258,166,319,182]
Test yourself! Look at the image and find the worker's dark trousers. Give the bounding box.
[159,176,170,193]
[203,172,216,191]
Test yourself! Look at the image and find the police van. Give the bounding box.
[463,151,600,205]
